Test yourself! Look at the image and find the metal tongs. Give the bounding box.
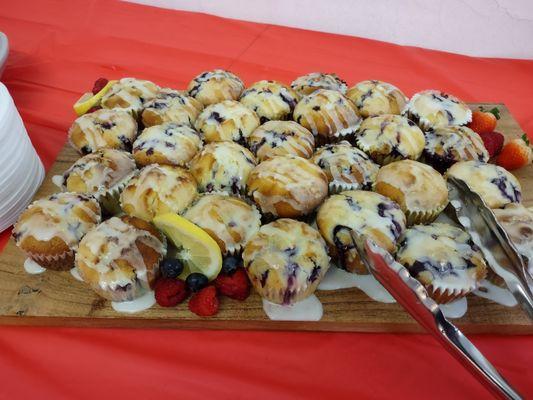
[354,236,522,400]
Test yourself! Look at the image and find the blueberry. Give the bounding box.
[186,273,208,292]
[222,256,241,275]
[160,259,184,279]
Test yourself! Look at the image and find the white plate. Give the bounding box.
[0,32,8,78]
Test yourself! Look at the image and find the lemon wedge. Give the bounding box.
[153,213,222,281]
[73,80,117,116]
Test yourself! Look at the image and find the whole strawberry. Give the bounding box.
[188,286,219,317]
[468,107,500,134]
[215,268,251,301]
[92,78,109,94]
[497,134,532,170]
[154,278,189,307]
[478,131,504,158]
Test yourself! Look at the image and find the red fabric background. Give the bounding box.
[0,1,532,398]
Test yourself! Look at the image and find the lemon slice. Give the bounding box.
[73,80,117,116]
[153,213,222,280]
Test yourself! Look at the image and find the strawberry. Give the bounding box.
[215,268,251,301]
[188,286,219,316]
[92,78,109,94]
[468,107,500,134]
[478,131,504,158]
[154,278,189,307]
[497,134,532,170]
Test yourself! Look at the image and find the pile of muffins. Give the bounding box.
[12,70,531,311]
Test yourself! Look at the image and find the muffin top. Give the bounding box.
[243,218,330,305]
[120,164,198,221]
[291,72,347,96]
[493,203,533,267]
[101,77,159,113]
[239,80,300,123]
[446,160,522,209]
[184,193,262,254]
[403,90,472,129]
[355,114,425,164]
[248,120,315,161]
[396,223,487,291]
[132,122,202,167]
[194,100,260,144]
[68,108,138,155]
[13,193,101,250]
[293,89,361,142]
[247,155,328,217]
[189,141,257,194]
[187,69,244,106]
[346,80,407,118]
[141,88,203,127]
[61,148,136,195]
[312,141,379,191]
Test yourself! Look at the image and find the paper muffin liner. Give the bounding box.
[484,269,506,288]
[26,249,75,271]
[404,202,447,226]
[328,181,364,195]
[86,275,152,303]
[252,278,317,305]
[97,170,136,216]
[354,138,409,166]
[426,285,473,304]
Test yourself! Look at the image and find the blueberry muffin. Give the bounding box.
[132,122,202,167]
[422,125,489,173]
[184,193,261,255]
[243,218,330,305]
[239,80,300,123]
[293,89,361,145]
[248,120,315,161]
[445,160,521,209]
[141,88,203,127]
[291,72,347,96]
[120,164,198,221]
[189,142,257,195]
[247,155,328,218]
[68,108,138,155]
[194,100,260,144]
[375,160,448,225]
[76,216,166,302]
[346,80,407,118]
[312,141,379,193]
[316,190,406,274]
[396,223,487,304]
[355,114,425,165]
[101,77,159,115]
[187,69,245,106]
[13,193,101,271]
[402,90,472,130]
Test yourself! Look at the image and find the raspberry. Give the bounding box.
[215,268,251,301]
[92,78,109,94]
[154,278,189,307]
[188,286,219,316]
[478,131,504,158]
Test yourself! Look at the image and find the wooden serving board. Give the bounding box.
[0,103,531,333]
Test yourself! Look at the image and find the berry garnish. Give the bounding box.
[478,131,504,158]
[87,106,101,113]
[497,134,532,170]
[154,278,189,307]
[467,107,500,134]
[186,273,208,292]
[160,258,184,279]
[92,78,109,95]
[215,268,251,301]
[188,286,219,316]
[221,255,241,275]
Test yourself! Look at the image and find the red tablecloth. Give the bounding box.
[0,1,532,398]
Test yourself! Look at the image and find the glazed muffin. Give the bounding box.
[312,141,379,193]
[101,77,159,115]
[194,100,260,144]
[291,72,347,96]
[76,215,166,302]
[120,164,198,221]
[355,114,425,165]
[374,160,449,225]
[247,155,328,218]
[402,90,472,130]
[132,122,202,167]
[422,125,489,173]
[445,160,521,209]
[316,190,406,274]
[248,120,315,161]
[184,193,261,255]
[396,223,487,304]
[187,69,244,106]
[68,108,138,155]
[293,89,361,145]
[13,193,101,271]
[346,80,407,118]
[141,88,203,128]
[189,142,257,195]
[239,80,300,123]
[243,218,330,305]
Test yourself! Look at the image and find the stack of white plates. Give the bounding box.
[0,82,45,233]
